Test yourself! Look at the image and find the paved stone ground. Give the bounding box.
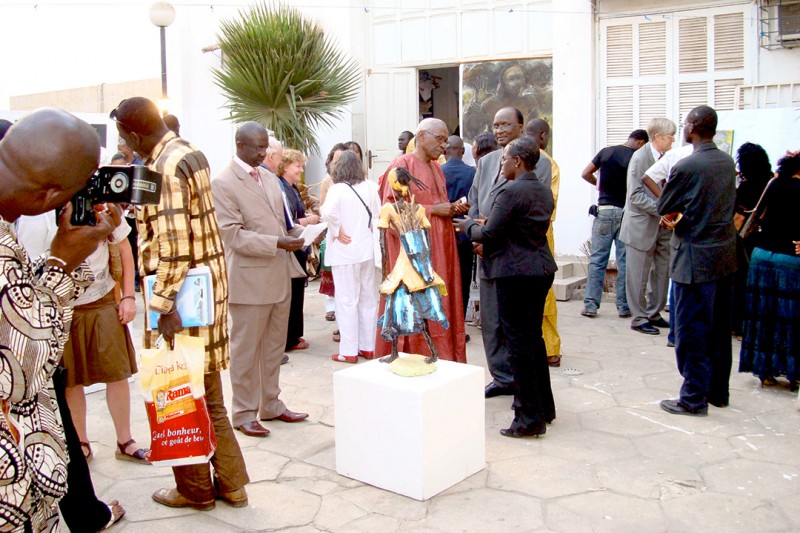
[82,280,800,532]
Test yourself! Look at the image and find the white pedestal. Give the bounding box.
[334,357,485,500]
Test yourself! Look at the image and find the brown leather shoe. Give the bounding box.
[235,420,270,437]
[264,409,308,423]
[217,486,248,508]
[152,488,215,511]
[547,355,561,367]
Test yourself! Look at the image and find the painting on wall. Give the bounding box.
[461,58,553,144]
[713,130,734,156]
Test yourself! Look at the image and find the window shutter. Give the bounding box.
[714,78,744,111]
[607,25,633,78]
[679,17,708,73]
[679,81,707,122]
[607,86,633,145]
[639,22,667,76]
[639,85,667,128]
[714,13,744,71]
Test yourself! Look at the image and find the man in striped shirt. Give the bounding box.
[112,97,250,511]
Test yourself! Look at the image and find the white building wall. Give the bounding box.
[167,2,357,186]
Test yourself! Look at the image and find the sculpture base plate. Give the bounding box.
[389,353,437,376]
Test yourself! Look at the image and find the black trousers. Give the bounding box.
[496,274,555,432]
[285,276,306,349]
[54,367,111,533]
[456,240,474,318]
[673,275,733,411]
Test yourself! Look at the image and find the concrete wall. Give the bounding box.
[10,78,161,114]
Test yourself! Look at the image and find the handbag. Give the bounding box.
[739,177,777,242]
[139,334,217,466]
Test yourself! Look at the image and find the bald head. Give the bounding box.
[444,135,465,161]
[685,105,717,142]
[525,118,551,151]
[235,122,269,168]
[0,108,100,221]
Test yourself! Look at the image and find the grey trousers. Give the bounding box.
[626,228,671,327]
[480,277,513,387]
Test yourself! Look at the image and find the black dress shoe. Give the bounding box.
[659,399,707,417]
[649,317,670,328]
[632,323,660,335]
[484,382,514,398]
[500,426,546,438]
[707,398,729,408]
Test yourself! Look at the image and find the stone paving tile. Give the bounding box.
[701,459,800,499]
[661,492,791,531]
[82,291,800,532]
[595,457,705,500]
[488,455,598,499]
[546,491,667,533]
[634,431,735,467]
[426,488,543,531]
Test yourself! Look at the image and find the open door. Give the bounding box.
[365,68,418,181]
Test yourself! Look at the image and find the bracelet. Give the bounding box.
[120,295,135,302]
[47,256,68,268]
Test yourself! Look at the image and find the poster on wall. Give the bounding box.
[461,58,553,145]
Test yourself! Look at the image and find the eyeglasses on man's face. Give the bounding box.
[421,129,447,144]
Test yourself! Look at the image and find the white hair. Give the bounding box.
[266,136,283,154]
[416,118,447,136]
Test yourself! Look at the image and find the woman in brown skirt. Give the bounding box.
[62,217,149,463]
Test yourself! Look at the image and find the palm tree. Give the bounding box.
[213,2,360,154]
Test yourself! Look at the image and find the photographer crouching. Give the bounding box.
[0,109,125,531]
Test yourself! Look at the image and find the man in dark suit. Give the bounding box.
[442,134,476,320]
[211,122,308,439]
[466,107,523,398]
[657,105,736,416]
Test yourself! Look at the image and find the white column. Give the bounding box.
[551,0,596,256]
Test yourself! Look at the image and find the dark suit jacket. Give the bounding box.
[657,141,736,284]
[463,172,557,279]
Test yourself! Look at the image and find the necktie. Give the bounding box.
[249,169,259,181]
[492,160,502,185]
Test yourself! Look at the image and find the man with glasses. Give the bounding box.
[376,118,468,363]
[620,118,676,336]
[111,97,250,510]
[467,107,524,397]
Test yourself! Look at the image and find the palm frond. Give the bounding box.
[212,1,361,154]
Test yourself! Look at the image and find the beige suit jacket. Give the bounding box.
[211,161,304,306]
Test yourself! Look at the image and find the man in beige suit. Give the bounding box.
[211,122,308,438]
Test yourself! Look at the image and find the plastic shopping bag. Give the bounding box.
[139,334,217,466]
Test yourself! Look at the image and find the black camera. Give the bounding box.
[67,165,163,225]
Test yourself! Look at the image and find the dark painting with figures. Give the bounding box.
[461,58,553,145]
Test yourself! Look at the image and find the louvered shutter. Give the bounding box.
[714,13,744,71]
[679,18,708,73]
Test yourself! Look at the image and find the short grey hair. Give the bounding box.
[331,150,365,185]
[647,118,676,139]
[416,118,447,137]
[266,136,283,155]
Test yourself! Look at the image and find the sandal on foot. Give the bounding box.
[80,441,93,462]
[152,488,215,511]
[332,354,358,364]
[332,330,341,342]
[325,311,336,322]
[102,500,125,530]
[115,439,150,464]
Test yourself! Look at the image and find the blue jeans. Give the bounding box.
[584,207,628,314]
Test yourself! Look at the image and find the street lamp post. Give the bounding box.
[149,2,176,103]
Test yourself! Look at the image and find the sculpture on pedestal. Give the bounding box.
[377,167,449,367]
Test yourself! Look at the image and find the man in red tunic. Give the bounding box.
[377,118,469,362]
